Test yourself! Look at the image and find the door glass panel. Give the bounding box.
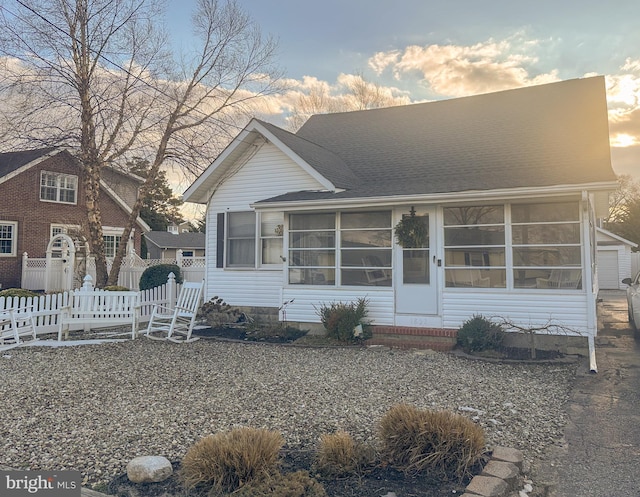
[403,249,429,284]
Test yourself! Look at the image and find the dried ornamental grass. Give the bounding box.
[180,427,285,492]
[315,431,373,477]
[379,403,485,478]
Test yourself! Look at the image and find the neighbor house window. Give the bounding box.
[288,213,335,285]
[50,224,80,258]
[103,234,122,258]
[444,205,506,288]
[226,211,256,267]
[340,211,392,286]
[40,171,77,204]
[260,212,284,266]
[512,202,582,289]
[0,221,17,256]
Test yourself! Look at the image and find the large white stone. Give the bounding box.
[126,455,173,483]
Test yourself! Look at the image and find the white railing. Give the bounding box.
[0,273,188,336]
[21,250,205,291]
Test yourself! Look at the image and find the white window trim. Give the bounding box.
[40,171,78,205]
[0,221,17,257]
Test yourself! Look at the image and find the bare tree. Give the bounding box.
[0,0,280,286]
[287,72,409,131]
[604,174,640,224]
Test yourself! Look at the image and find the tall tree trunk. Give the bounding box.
[83,162,108,287]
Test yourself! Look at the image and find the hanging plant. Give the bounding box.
[394,210,428,248]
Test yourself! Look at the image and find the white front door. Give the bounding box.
[394,207,439,321]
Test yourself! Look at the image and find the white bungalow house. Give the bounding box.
[183,77,616,363]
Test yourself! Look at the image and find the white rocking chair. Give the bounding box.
[0,307,37,350]
[145,281,204,343]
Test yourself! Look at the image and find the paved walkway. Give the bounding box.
[535,290,640,497]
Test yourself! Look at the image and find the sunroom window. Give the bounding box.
[288,213,335,285]
[444,205,506,288]
[512,202,582,289]
[340,211,392,286]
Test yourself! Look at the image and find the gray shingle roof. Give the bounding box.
[258,77,615,204]
[144,231,205,249]
[256,120,358,188]
[0,147,58,178]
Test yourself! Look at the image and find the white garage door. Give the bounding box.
[598,250,620,289]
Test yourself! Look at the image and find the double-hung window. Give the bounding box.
[260,212,284,266]
[40,171,77,204]
[512,202,582,289]
[103,234,122,258]
[222,211,284,268]
[0,221,17,256]
[444,206,506,288]
[226,211,256,267]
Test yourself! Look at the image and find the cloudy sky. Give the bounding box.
[167,0,640,179]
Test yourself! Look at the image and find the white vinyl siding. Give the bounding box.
[442,290,589,333]
[204,142,326,301]
[282,286,395,325]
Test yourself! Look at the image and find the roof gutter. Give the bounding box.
[251,181,618,211]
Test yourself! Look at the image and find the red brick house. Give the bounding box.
[0,147,149,289]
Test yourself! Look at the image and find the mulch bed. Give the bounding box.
[192,325,307,344]
[106,450,473,497]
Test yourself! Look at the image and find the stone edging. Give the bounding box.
[462,446,528,497]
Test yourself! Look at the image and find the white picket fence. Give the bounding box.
[0,273,189,337]
[21,250,205,291]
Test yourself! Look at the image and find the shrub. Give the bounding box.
[102,285,130,291]
[228,471,327,497]
[379,403,485,478]
[316,298,371,342]
[315,431,374,477]
[456,315,505,353]
[139,264,183,291]
[0,288,38,298]
[180,427,285,493]
[198,296,242,328]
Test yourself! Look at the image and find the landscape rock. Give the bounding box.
[126,456,172,483]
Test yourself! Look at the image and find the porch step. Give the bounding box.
[367,326,458,352]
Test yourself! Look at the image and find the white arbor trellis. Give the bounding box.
[44,233,77,292]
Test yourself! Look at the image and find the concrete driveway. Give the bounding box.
[534,290,640,497]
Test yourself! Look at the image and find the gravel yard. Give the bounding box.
[0,339,576,488]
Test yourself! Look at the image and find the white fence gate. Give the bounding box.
[21,250,205,291]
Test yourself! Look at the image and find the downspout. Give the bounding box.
[582,191,598,373]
